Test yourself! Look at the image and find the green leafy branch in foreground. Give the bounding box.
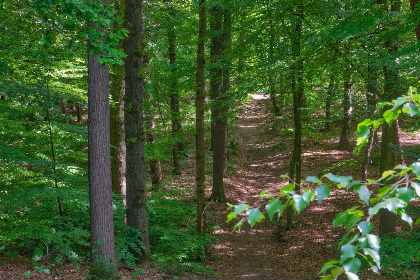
[226,87,420,280]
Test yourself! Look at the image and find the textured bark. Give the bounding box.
[195,0,206,233]
[59,98,67,114]
[124,0,151,257]
[88,45,117,265]
[76,104,82,123]
[165,0,183,175]
[379,0,400,237]
[338,74,353,151]
[286,1,303,230]
[208,4,227,202]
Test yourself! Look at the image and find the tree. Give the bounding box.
[87,11,117,277]
[124,0,151,257]
[195,0,206,233]
[208,2,227,202]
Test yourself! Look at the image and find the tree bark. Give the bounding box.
[124,0,151,257]
[411,0,420,41]
[195,0,206,233]
[208,3,227,202]
[87,41,117,271]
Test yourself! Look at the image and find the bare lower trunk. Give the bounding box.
[338,75,353,151]
[124,0,151,257]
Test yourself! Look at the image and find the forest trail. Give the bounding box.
[207,93,353,280]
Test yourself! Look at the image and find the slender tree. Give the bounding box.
[338,66,353,151]
[195,0,206,233]
[124,0,151,256]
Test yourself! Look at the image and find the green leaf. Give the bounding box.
[398,209,413,226]
[306,175,320,183]
[259,190,270,200]
[355,125,370,140]
[415,218,420,226]
[320,276,333,280]
[340,244,357,263]
[378,186,391,198]
[246,208,264,227]
[334,212,348,228]
[363,247,380,267]
[232,218,245,232]
[385,198,406,213]
[227,212,235,223]
[280,183,295,195]
[376,101,390,110]
[325,173,352,188]
[408,103,420,116]
[293,194,308,214]
[413,162,420,177]
[367,234,380,251]
[265,199,283,221]
[412,182,420,197]
[343,258,362,274]
[354,186,371,205]
[357,221,374,237]
[302,190,314,203]
[396,188,415,203]
[381,170,395,179]
[315,185,330,203]
[392,96,408,110]
[344,211,364,227]
[318,260,339,275]
[368,202,385,216]
[234,204,249,217]
[345,272,359,280]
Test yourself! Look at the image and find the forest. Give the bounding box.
[0,0,420,279]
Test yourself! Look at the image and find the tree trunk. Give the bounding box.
[195,0,206,233]
[286,1,303,230]
[379,0,401,237]
[165,0,183,175]
[124,0,151,257]
[87,39,117,274]
[338,71,353,151]
[208,3,227,202]
[110,64,126,196]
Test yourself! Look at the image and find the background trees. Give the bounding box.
[0,0,419,278]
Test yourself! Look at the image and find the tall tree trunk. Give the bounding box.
[124,0,151,257]
[208,3,227,202]
[379,0,401,237]
[110,64,126,196]
[195,0,206,233]
[165,0,183,175]
[87,30,117,275]
[338,72,353,151]
[324,75,334,132]
[286,1,303,230]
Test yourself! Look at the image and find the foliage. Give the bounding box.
[148,189,216,276]
[86,256,119,280]
[227,88,420,279]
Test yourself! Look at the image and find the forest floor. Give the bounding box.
[1,93,418,279]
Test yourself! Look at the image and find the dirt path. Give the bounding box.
[207,94,330,280]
